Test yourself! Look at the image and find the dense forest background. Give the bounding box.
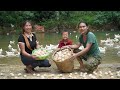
[0,11,120,34]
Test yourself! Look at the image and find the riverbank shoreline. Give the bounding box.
[0,63,120,79]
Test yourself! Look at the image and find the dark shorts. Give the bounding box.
[20,54,51,68]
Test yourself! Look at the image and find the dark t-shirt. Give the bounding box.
[18,33,37,54]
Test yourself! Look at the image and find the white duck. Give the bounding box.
[8,44,12,50]
[10,40,15,44]
[117,51,120,57]
[99,47,106,54]
[0,48,3,55]
[6,51,16,57]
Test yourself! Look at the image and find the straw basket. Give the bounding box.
[52,48,74,73]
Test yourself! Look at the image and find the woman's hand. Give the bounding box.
[31,55,38,60]
[61,45,70,49]
[69,53,77,61]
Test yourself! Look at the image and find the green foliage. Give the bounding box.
[93,11,120,27]
[40,19,58,29]
[0,11,120,34]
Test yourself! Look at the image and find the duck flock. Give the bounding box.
[0,33,120,58]
[0,41,59,58]
[99,34,120,56]
[0,33,120,79]
[0,40,20,58]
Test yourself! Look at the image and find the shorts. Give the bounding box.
[73,48,102,72]
[20,54,51,68]
[84,56,101,72]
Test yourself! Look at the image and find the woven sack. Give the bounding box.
[32,48,50,60]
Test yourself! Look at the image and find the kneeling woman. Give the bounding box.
[18,20,51,73]
[64,21,102,73]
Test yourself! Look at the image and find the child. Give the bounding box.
[58,31,73,48]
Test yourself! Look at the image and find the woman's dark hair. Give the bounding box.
[77,21,88,28]
[77,21,90,32]
[21,20,33,34]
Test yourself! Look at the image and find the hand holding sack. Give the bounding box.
[32,48,50,60]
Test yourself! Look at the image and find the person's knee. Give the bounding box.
[85,60,100,73]
[44,60,51,67]
[40,60,51,67]
[31,63,38,68]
